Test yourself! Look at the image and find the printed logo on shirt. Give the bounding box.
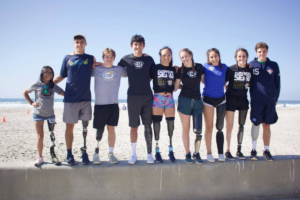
[266,67,273,74]
[253,68,259,75]
[68,60,74,66]
[186,70,197,78]
[133,61,144,69]
[252,118,256,122]
[208,66,222,75]
[167,80,173,86]
[234,72,251,82]
[84,59,89,65]
[101,71,115,80]
[68,59,84,66]
[157,70,174,79]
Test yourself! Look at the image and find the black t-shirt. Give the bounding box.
[175,63,204,100]
[225,64,253,97]
[118,54,155,95]
[150,64,176,94]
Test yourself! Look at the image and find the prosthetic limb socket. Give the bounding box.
[237,110,247,152]
[48,120,61,165]
[216,103,226,154]
[144,125,153,154]
[153,115,162,153]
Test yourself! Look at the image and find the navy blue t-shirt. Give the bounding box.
[60,53,94,103]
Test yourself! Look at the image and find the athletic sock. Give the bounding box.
[131,142,137,156]
[109,147,114,153]
[252,141,257,150]
[169,146,173,152]
[67,149,72,157]
[264,146,269,151]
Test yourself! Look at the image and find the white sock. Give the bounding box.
[264,146,269,151]
[252,141,257,150]
[109,147,114,153]
[131,142,137,156]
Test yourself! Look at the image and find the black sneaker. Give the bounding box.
[168,151,176,162]
[81,152,90,165]
[236,151,245,160]
[225,152,235,160]
[263,149,274,161]
[250,149,257,161]
[185,153,193,164]
[194,153,203,164]
[155,152,163,163]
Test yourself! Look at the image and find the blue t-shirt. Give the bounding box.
[202,63,228,98]
[60,53,94,103]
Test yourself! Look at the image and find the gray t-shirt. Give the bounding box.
[27,81,64,117]
[92,65,127,105]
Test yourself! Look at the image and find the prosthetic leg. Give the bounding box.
[93,128,104,164]
[166,117,176,161]
[193,113,203,163]
[236,110,247,159]
[47,120,61,165]
[81,121,90,164]
[250,122,260,160]
[216,103,226,161]
[144,125,154,163]
[153,115,163,162]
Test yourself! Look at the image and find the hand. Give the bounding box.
[32,102,40,108]
[69,52,75,56]
[173,65,179,73]
[143,53,148,57]
[247,63,252,68]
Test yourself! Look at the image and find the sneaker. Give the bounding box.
[185,153,193,164]
[207,154,215,163]
[225,152,235,160]
[128,155,137,164]
[93,153,101,165]
[250,149,258,161]
[147,154,154,164]
[218,154,225,162]
[194,153,203,164]
[34,156,44,166]
[236,151,245,160]
[155,152,163,163]
[67,154,76,165]
[108,152,118,164]
[263,149,274,161]
[81,152,90,165]
[168,151,176,162]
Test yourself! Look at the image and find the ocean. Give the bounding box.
[0,98,299,108]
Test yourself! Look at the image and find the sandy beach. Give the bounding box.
[0,106,299,164]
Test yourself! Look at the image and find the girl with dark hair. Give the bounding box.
[150,46,176,162]
[174,48,205,164]
[202,48,228,163]
[23,66,64,166]
[224,48,252,160]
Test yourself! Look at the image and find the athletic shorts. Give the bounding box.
[33,114,55,123]
[226,95,249,111]
[250,100,278,125]
[202,95,226,107]
[63,101,92,124]
[153,93,175,109]
[177,96,203,115]
[128,94,152,127]
[93,104,119,129]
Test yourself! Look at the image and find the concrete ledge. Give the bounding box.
[0,155,300,200]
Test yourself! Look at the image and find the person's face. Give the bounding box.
[102,53,115,65]
[131,42,145,55]
[179,51,192,66]
[73,39,87,52]
[256,47,268,61]
[236,51,248,66]
[209,51,220,66]
[43,68,53,82]
[160,49,172,66]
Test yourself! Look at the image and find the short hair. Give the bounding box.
[102,48,116,58]
[130,34,145,45]
[206,48,223,69]
[255,42,269,52]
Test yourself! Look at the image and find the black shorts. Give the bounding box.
[93,104,119,129]
[202,95,226,107]
[226,95,249,111]
[128,94,152,127]
[250,100,278,125]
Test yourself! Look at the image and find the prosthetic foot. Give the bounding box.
[81,121,90,165]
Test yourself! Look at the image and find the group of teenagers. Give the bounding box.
[23,34,280,166]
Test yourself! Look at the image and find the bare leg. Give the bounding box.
[179,111,191,154]
[107,125,116,148]
[66,123,74,150]
[130,127,138,143]
[34,121,44,157]
[225,111,234,152]
[203,104,214,155]
[262,123,271,146]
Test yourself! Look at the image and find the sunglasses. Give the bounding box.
[44,71,53,75]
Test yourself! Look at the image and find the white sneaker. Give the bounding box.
[207,154,215,163]
[34,156,44,166]
[128,155,137,164]
[147,154,154,164]
[93,153,101,165]
[108,152,118,164]
[218,154,225,162]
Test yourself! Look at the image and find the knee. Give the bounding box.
[193,128,202,135]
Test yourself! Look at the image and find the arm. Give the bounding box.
[201,74,205,84]
[92,56,97,69]
[23,90,39,107]
[174,79,181,92]
[60,91,65,96]
[53,75,64,84]
[275,64,281,104]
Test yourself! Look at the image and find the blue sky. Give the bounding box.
[1,0,299,100]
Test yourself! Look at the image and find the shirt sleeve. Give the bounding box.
[60,56,68,78]
[26,82,38,93]
[91,68,95,77]
[225,67,232,82]
[53,84,64,94]
[118,58,126,68]
[121,67,127,77]
[175,68,183,79]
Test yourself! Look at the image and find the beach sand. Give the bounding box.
[0,106,299,163]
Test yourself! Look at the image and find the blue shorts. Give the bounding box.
[177,96,203,115]
[250,100,278,125]
[153,93,175,109]
[33,114,55,123]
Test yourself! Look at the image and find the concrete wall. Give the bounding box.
[0,155,299,200]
